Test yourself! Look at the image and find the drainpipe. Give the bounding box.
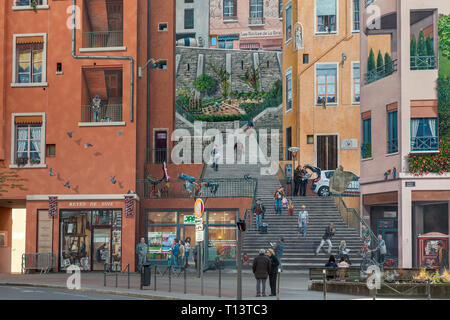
[71,0,135,122]
[147,0,151,152]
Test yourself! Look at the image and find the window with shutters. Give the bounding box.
[316,0,337,33]
[285,2,292,42]
[184,9,194,29]
[316,64,338,105]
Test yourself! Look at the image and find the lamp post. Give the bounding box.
[288,147,300,196]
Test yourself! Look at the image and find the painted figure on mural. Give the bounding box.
[295,25,303,50]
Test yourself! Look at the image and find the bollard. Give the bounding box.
[427,279,431,300]
[372,288,377,300]
[140,266,143,290]
[277,268,281,300]
[322,269,327,300]
[115,270,118,288]
[154,265,157,291]
[184,266,187,294]
[104,264,107,287]
[169,265,172,293]
[218,262,222,298]
[127,264,130,289]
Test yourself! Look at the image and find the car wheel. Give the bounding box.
[318,186,330,197]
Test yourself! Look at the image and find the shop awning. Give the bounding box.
[16,36,44,44]
[240,43,260,49]
[218,34,239,41]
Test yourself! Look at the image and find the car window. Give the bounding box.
[325,171,334,179]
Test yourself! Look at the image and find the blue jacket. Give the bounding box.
[172,243,180,256]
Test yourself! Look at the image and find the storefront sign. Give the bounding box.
[341,139,358,150]
[68,201,115,207]
[38,210,53,253]
[184,215,196,224]
[240,30,282,38]
[196,228,204,242]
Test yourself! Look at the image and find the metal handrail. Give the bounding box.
[410,56,436,70]
[364,59,397,84]
[410,136,439,152]
[333,195,379,247]
[81,104,123,122]
[82,30,123,48]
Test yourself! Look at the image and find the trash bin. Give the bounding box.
[141,263,151,287]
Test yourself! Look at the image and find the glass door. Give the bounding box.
[92,228,111,271]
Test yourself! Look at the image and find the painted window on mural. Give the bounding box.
[15,123,42,166]
[285,2,292,41]
[316,0,337,32]
[16,0,44,6]
[249,0,263,18]
[285,69,292,112]
[184,9,194,29]
[16,40,43,83]
[387,111,398,153]
[410,118,439,151]
[316,64,337,104]
[353,62,360,103]
[224,0,236,18]
[362,118,372,158]
[353,0,360,31]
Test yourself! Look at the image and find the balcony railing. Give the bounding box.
[364,59,397,84]
[387,139,398,154]
[248,17,265,26]
[81,104,123,123]
[136,178,257,199]
[411,136,439,152]
[410,56,436,70]
[82,31,123,48]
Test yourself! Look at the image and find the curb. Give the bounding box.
[0,282,206,300]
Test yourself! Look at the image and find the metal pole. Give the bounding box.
[127,264,130,289]
[237,229,242,300]
[169,265,172,293]
[115,270,118,288]
[104,264,107,287]
[323,269,327,300]
[219,261,222,298]
[197,244,201,278]
[276,268,281,300]
[184,264,187,294]
[140,266,143,290]
[154,265,157,291]
[427,279,431,300]
[201,241,204,296]
[373,288,377,300]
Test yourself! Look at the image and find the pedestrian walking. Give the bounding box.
[372,234,387,265]
[212,144,220,171]
[293,166,302,196]
[253,199,265,230]
[184,237,191,268]
[337,240,351,265]
[298,205,309,237]
[252,249,271,297]
[315,223,336,255]
[273,237,285,271]
[135,237,148,272]
[267,249,280,296]
[273,186,283,215]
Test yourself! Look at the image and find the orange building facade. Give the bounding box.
[0,0,176,273]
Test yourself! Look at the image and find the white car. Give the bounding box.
[305,165,360,197]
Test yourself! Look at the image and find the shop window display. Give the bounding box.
[60,209,122,271]
[208,226,237,260]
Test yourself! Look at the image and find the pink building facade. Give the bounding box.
[360,0,450,268]
[209,0,283,50]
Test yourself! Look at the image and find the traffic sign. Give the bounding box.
[196,229,204,242]
[194,198,204,218]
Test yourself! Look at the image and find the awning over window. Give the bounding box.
[218,34,239,41]
[240,43,260,49]
[15,116,43,124]
[16,36,44,44]
[316,0,336,16]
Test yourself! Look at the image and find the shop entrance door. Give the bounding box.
[377,218,398,262]
[92,228,111,271]
[180,225,196,265]
[317,135,338,170]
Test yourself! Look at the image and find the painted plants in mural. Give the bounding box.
[176,68,282,123]
[408,14,450,176]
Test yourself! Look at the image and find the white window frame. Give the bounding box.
[285,67,293,114]
[351,0,361,33]
[285,1,292,43]
[314,0,339,35]
[10,112,47,169]
[315,62,339,107]
[12,0,49,10]
[11,33,48,87]
[351,61,360,105]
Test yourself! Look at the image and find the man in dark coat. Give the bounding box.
[252,249,271,297]
[267,249,280,296]
[293,166,302,196]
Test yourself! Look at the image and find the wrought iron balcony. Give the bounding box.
[82,31,123,48]
[248,17,265,26]
[410,56,436,70]
[364,59,397,84]
[81,104,123,123]
[411,136,439,152]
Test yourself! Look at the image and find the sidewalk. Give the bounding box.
[0,269,364,300]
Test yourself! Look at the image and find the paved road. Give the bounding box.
[0,285,149,300]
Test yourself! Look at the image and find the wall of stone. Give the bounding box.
[176,47,282,97]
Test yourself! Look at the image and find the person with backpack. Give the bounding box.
[253,199,265,231]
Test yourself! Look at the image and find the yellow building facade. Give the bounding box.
[282,0,362,175]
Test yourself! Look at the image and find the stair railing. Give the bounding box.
[333,195,379,248]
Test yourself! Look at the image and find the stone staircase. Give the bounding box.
[203,143,364,270]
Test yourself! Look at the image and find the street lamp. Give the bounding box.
[288,147,300,196]
[138,58,162,78]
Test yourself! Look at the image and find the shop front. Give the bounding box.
[146,209,238,267]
